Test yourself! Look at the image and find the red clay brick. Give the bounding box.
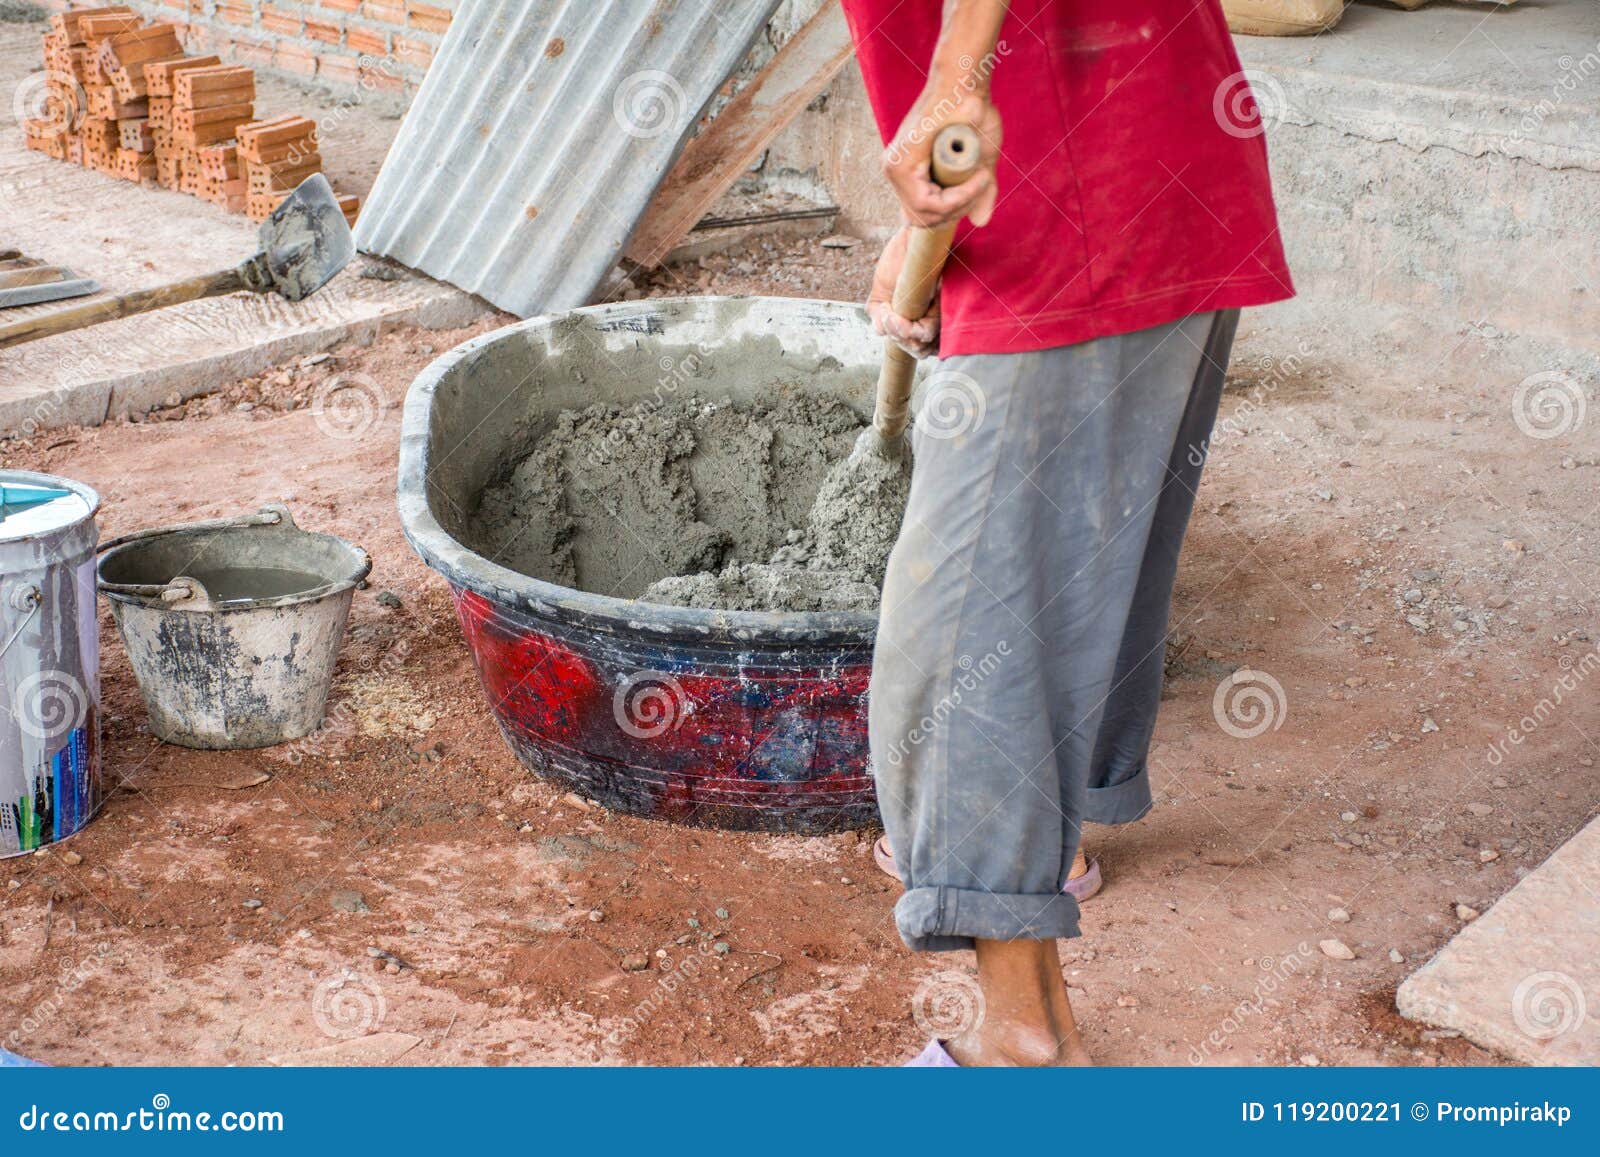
[344,24,389,57]
[406,2,451,35]
[363,1,407,26]
[317,50,361,86]
[213,0,253,27]
[274,39,318,77]
[392,33,432,69]
[303,18,342,45]
[221,35,274,69]
[260,4,303,37]
[320,0,363,13]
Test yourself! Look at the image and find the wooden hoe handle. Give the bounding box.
[871,123,983,443]
[0,265,249,349]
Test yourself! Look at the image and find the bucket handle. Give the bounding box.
[96,505,301,606]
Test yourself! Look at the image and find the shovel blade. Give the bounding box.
[256,173,355,301]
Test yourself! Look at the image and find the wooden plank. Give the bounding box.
[624,0,853,267]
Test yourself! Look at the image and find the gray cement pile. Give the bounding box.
[467,395,911,613]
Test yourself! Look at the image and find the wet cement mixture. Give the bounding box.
[467,394,912,613]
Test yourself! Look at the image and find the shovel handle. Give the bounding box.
[0,264,250,350]
[871,123,983,444]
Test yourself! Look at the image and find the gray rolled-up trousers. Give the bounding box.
[870,309,1239,952]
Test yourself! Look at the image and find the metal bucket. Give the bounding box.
[0,470,101,859]
[97,505,371,750]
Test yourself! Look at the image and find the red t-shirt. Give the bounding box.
[841,0,1295,356]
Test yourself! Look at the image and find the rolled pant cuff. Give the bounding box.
[894,884,1082,953]
[1086,764,1152,825]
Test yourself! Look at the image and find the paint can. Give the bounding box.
[0,470,101,859]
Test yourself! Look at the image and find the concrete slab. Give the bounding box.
[1397,812,1600,1065]
[1240,1,1600,170]
[0,18,487,438]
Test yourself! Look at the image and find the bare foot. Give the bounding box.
[946,1022,1093,1067]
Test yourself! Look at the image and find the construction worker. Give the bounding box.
[844,0,1293,1065]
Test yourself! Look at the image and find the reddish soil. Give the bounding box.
[1,235,1593,1067]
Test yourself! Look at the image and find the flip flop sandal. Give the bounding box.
[874,835,1103,902]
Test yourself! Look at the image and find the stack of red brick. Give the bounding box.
[23,4,360,226]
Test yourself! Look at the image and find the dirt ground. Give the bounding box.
[1,232,1594,1068]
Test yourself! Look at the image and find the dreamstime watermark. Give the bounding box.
[12,69,85,132]
[1511,370,1587,439]
[917,369,987,440]
[1494,41,1600,164]
[605,937,723,1045]
[311,372,386,441]
[1511,971,1587,1041]
[613,69,687,139]
[1212,668,1287,739]
[912,969,986,1039]
[13,670,90,743]
[883,43,1011,166]
[1213,69,1286,140]
[881,642,1011,766]
[613,669,694,739]
[311,973,386,1039]
[1188,943,1313,1064]
[583,342,714,470]
[281,638,412,766]
[6,944,118,1055]
[1485,648,1599,766]
[1187,339,1313,466]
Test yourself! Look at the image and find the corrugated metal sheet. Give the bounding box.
[355,0,783,318]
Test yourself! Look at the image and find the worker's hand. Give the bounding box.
[882,81,1001,229]
[867,227,940,358]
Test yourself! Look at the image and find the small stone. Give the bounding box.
[1344,676,1366,688]
[1340,811,1358,823]
[385,962,400,975]
[714,907,730,920]
[588,909,605,923]
[367,796,383,813]
[1319,938,1355,960]
[1402,589,1423,604]
[1116,994,1139,1008]
[1310,582,1324,591]
[1502,539,1525,554]
[1478,849,1500,863]
[1389,949,1404,963]
[621,952,651,972]
[1465,802,1492,817]
[1406,615,1429,630]
[405,922,426,934]
[655,948,668,959]
[1412,569,1440,583]
[1299,1053,1321,1067]
[561,792,593,812]
[330,889,370,914]
[242,898,263,910]
[819,234,859,249]
[301,352,332,367]
[235,401,255,412]
[713,941,731,955]
[1327,907,1350,923]
[60,850,83,866]
[839,876,853,885]
[1486,593,1510,609]
[1420,717,1439,734]
[375,590,403,609]
[1455,903,1480,922]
